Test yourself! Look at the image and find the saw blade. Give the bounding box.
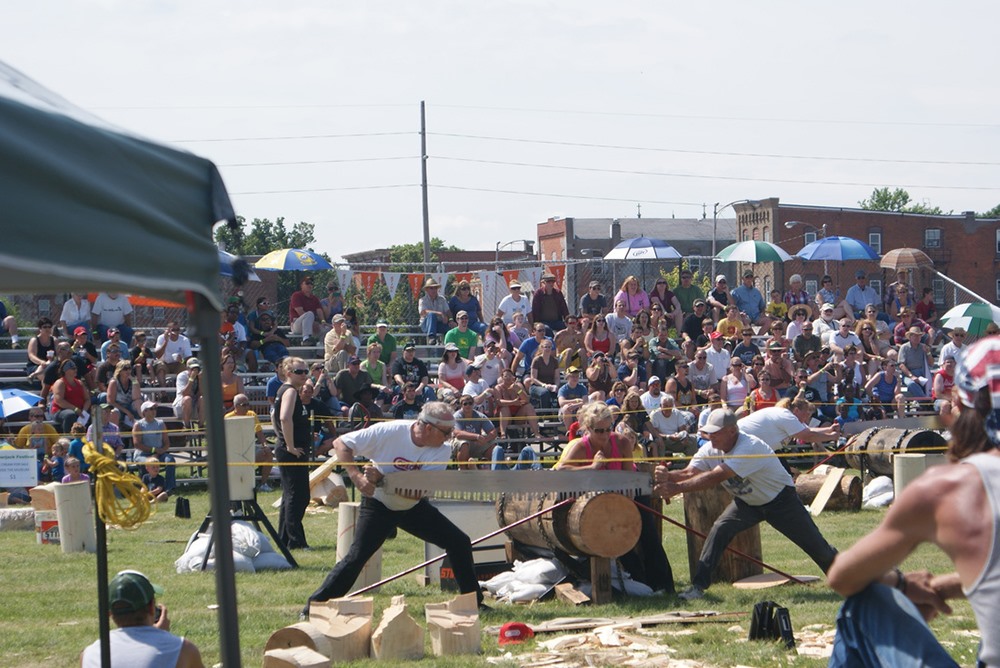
[381,469,652,501]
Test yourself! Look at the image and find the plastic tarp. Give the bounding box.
[0,60,233,309]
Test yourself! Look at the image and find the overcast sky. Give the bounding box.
[4,1,998,262]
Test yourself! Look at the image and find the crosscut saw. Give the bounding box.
[381,469,652,501]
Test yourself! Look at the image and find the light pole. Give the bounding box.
[495,239,535,272]
[785,220,828,276]
[712,199,760,280]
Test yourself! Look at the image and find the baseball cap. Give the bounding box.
[348,356,362,365]
[107,327,119,336]
[566,365,581,374]
[403,341,417,350]
[694,299,706,307]
[73,326,88,336]
[109,570,162,615]
[709,331,722,340]
[855,270,867,279]
[332,314,345,323]
[647,375,661,385]
[376,321,388,328]
[822,303,834,312]
[186,358,201,369]
[498,621,534,645]
[444,342,459,352]
[700,408,738,434]
[509,280,521,289]
[715,274,727,283]
[742,270,755,278]
[140,400,157,413]
[456,310,469,319]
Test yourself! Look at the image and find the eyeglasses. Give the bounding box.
[651,307,662,312]
[461,401,474,406]
[424,421,453,436]
[591,427,612,434]
[29,413,44,419]
[802,327,813,331]
[234,402,250,408]
[731,363,743,368]
[458,316,469,320]
[291,368,309,375]
[862,327,873,331]
[696,356,707,360]
[460,287,470,291]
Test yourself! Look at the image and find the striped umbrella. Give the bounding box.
[604,237,682,260]
[254,248,333,271]
[794,236,880,261]
[715,240,792,263]
[939,302,1000,337]
[0,388,42,418]
[880,248,933,272]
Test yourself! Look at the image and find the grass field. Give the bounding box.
[0,484,983,667]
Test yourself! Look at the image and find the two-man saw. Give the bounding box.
[381,469,652,501]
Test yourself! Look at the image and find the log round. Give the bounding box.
[496,492,641,558]
[264,622,332,659]
[795,473,862,511]
[844,428,946,476]
[682,485,762,583]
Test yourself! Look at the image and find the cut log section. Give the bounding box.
[262,646,330,668]
[733,573,822,589]
[807,467,845,516]
[311,472,348,508]
[554,582,590,606]
[425,592,481,656]
[371,595,423,661]
[308,597,373,663]
[264,621,331,658]
[795,471,861,513]
[683,485,762,583]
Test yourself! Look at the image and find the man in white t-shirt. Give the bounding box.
[648,394,696,457]
[738,400,840,454]
[91,292,134,345]
[304,402,482,615]
[154,322,194,375]
[496,281,531,325]
[654,408,838,600]
[640,376,664,415]
[828,319,863,363]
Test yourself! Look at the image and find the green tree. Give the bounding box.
[858,187,946,215]
[388,238,463,268]
[978,204,1000,218]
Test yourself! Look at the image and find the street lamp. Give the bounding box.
[712,199,760,279]
[785,220,828,275]
[495,239,535,271]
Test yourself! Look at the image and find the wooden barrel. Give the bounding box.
[683,485,762,583]
[496,492,641,558]
[795,473,862,511]
[844,428,946,476]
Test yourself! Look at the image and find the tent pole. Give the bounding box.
[191,295,242,666]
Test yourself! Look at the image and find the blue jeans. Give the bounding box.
[491,446,541,470]
[420,316,449,338]
[131,451,176,492]
[529,384,554,410]
[829,584,959,667]
[902,376,928,398]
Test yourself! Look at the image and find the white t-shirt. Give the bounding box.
[155,332,193,362]
[705,347,731,377]
[737,407,808,449]
[691,431,793,505]
[476,355,504,387]
[497,294,531,325]
[92,293,133,327]
[640,390,663,416]
[649,409,687,436]
[340,421,449,510]
[605,313,632,343]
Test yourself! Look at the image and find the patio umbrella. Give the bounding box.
[715,240,792,263]
[604,237,682,260]
[0,388,43,418]
[880,248,934,272]
[255,247,334,271]
[795,236,880,261]
[219,249,260,282]
[939,302,1000,337]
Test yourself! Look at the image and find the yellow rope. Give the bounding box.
[82,439,153,529]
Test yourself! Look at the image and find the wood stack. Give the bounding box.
[371,595,423,660]
[425,592,481,656]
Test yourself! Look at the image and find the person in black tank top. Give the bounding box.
[272,356,312,550]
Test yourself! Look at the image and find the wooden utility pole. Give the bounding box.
[420,101,431,265]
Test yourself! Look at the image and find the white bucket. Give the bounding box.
[35,509,59,545]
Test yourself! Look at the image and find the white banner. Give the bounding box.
[478,270,500,317]
[383,272,402,299]
[335,269,354,293]
[522,266,542,291]
[430,271,449,292]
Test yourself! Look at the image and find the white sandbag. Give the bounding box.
[253,551,293,570]
[511,558,567,585]
[230,520,263,558]
[862,476,894,504]
[505,582,550,602]
[863,491,894,509]
[202,552,256,573]
[479,570,518,595]
[256,530,275,554]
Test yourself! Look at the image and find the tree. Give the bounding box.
[388,238,463,268]
[858,188,946,215]
[978,204,1000,219]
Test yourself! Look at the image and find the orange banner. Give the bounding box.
[502,269,520,288]
[453,272,473,285]
[408,273,426,297]
[358,271,381,298]
[87,293,184,308]
[548,264,566,290]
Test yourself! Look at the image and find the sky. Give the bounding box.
[3,1,999,263]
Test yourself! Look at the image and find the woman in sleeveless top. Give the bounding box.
[106,359,141,424]
[665,361,697,413]
[26,317,56,379]
[51,359,90,436]
[719,359,756,412]
[585,315,615,361]
[554,403,675,593]
[219,352,245,411]
[272,356,312,550]
[747,372,780,413]
[614,275,650,317]
[864,359,905,418]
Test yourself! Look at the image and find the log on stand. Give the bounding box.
[795,472,862,512]
[683,486,762,583]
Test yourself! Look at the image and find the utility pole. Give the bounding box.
[420,100,431,265]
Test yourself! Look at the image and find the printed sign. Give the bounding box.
[0,449,38,487]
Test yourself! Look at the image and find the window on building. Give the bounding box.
[996,279,1000,303]
[752,228,760,241]
[37,299,50,317]
[924,229,942,248]
[742,230,750,242]
[996,229,1000,255]
[870,279,883,297]
[804,232,818,245]
[687,256,702,276]
[805,279,818,295]
[932,278,945,305]
[869,232,882,255]
[762,227,769,242]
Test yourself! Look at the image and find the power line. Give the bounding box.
[219,156,416,167]
[431,156,1000,191]
[431,104,1000,129]
[92,103,413,110]
[430,132,1000,167]
[432,184,701,207]
[170,131,413,143]
[230,184,417,195]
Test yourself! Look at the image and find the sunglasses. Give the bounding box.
[696,356,707,360]
[461,402,473,406]
[591,427,612,434]
[234,402,250,408]
[291,368,309,375]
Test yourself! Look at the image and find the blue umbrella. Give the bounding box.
[255,248,333,271]
[219,249,260,282]
[794,236,880,262]
[604,237,682,260]
[0,388,42,418]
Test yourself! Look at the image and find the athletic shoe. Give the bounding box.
[258,483,273,493]
[679,586,704,601]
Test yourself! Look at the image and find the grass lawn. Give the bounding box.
[0,482,983,667]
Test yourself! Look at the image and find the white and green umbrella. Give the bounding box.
[939,302,1000,337]
[715,240,792,263]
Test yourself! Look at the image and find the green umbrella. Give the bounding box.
[715,240,792,263]
[939,302,1000,337]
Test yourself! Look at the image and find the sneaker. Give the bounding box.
[679,586,704,601]
[258,483,273,493]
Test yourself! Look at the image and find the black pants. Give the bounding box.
[276,449,309,550]
[621,495,675,593]
[692,485,837,590]
[308,496,482,606]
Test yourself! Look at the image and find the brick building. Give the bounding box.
[733,198,1000,311]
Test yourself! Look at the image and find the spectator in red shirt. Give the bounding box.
[914,287,938,325]
[289,277,325,345]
